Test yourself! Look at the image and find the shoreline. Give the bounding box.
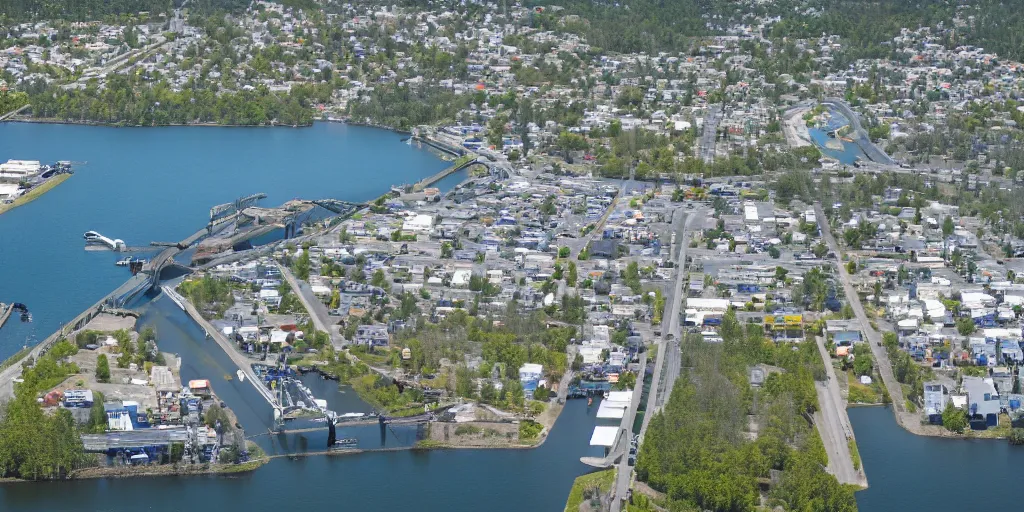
[3,117,312,129]
[0,135,568,485]
[3,115,412,134]
[64,457,270,481]
[0,173,72,216]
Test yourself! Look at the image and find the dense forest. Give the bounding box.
[0,0,249,22]
[535,0,961,59]
[635,309,857,511]
[958,0,1024,61]
[23,75,330,126]
[347,84,473,131]
[0,90,29,116]
[0,340,90,480]
[527,0,731,54]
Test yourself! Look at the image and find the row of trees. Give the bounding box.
[178,275,235,319]
[25,76,327,127]
[0,90,29,116]
[0,0,248,22]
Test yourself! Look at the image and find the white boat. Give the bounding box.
[115,257,147,267]
[236,370,245,382]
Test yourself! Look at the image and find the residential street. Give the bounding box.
[814,203,942,436]
[611,207,701,512]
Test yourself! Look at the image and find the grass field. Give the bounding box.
[564,469,616,512]
[0,173,71,216]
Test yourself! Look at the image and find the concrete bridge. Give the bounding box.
[411,157,494,192]
[107,226,211,308]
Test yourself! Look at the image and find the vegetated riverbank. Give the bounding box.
[3,117,312,128]
[65,442,268,481]
[0,173,71,216]
[563,469,616,512]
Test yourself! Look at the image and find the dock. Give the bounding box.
[0,303,12,331]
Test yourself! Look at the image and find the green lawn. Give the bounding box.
[0,173,71,216]
[564,469,616,512]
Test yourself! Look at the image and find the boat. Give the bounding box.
[115,256,147,266]
[237,370,245,382]
[333,438,358,447]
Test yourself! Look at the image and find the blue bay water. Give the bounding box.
[0,122,607,512]
[0,122,448,357]
[851,406,1024,510]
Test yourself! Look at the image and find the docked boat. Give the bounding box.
[333,438,358,447]
[115,257,147,267]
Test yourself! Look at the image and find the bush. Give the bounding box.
[518,420,543,441]
[454,425,481,436]
[1009,428,1024,446]
[942,402,968,434]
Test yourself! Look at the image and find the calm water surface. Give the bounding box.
[851,406,1024,510]
[0,122,606,512]
[0,122,448,357]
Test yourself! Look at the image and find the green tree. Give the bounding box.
[455,365,477,399]
[371,269,388,290]
[852,344,872,376]
[942,402,968,434]
[96,354,111,383]
[507,379,525,409]
[294,249,311,280]
[956,317,976,337]
[942,215,955,237]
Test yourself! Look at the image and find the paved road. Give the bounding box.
[279,264,342,348]
[812,335,864,486]
[610,207,701,512]
[568,179,625,259]
[699,106,722,163]
[65,35,169,89]
[814,203,920,432]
